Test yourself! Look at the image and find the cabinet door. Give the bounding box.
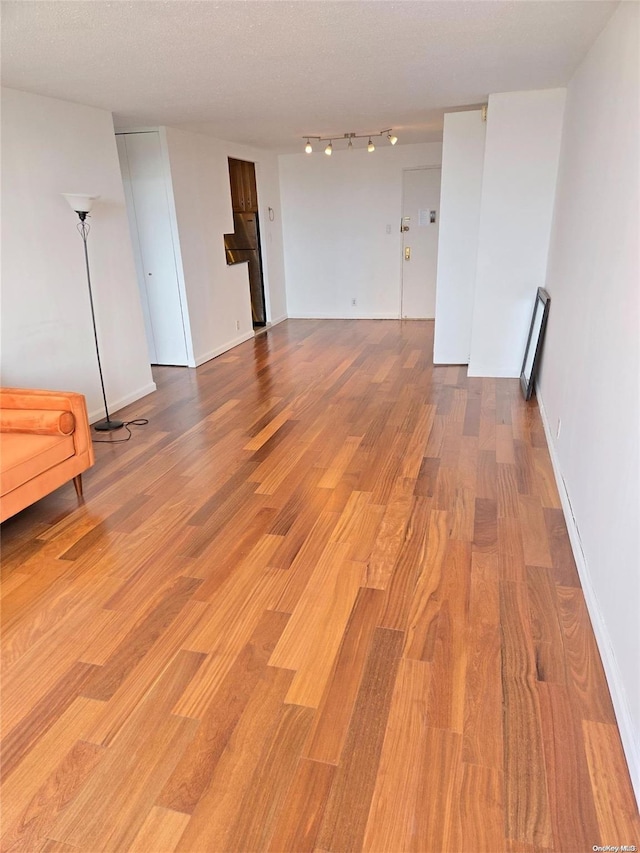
[241,160,258,211]
[228,159,245,211]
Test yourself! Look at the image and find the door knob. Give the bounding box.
[404,247,411,260]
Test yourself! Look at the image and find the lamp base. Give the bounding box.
[94,418,124,432]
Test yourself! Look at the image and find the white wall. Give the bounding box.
[468,89,566,377]
[538,1,640,802]
[279,142,442,318]
[433,111,486,364]
[1,88,155,421]
[162,127,288,366]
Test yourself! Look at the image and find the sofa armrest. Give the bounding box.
[0,388,94,466]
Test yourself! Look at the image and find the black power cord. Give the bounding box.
[92,418,149,443]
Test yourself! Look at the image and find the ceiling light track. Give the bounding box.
[302,129,398,154]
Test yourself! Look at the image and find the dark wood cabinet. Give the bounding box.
[228,158,258,212]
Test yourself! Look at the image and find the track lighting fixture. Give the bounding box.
[301,129,398,154]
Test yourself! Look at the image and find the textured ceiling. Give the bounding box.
[1,1,617,149]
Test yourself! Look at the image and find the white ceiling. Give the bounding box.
[1,0,617,150]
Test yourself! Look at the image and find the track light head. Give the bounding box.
[302,128,396,154]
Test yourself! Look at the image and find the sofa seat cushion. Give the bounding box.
[0,433,76,496]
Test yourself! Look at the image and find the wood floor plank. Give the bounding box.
[317,627,404,853]
[365,477,414,590]
[1,584,123,736]
[498,516,527,582]
[555,585,617,724]
[544,507,581,587]
[414,456,440,497]
[496,423,517,465]
[84,600,208,748]
[1,661,99,781]
[425,539,471,732]
[270,546,362,708]
[49,651,204,851]
[402,509,449,661]
[583,719,640,845]
[268,509,341,604]
[266,758,336,853]
[37,839,78,852]
[518,494,554,568]
[500,581,553,849]
[157,609,289,814]
[526,566,567,684]
[378,496,432,631]
[1,698,105,832]
[2,319,635,853]
[1,740,105,852]
[304,586,385,765]
[477,449,498,500]
[497,461,521,518]
[454,763,505,853]
[362,657,432,852]
[173,567,287,719]
[462,555,503,770]
[80,575,203,702]
[317,435,363,489]
[128,806,191,853]
[223,702,315,852]
[413,726,463,853]
[172,666,294,853]
[538,681,601,851]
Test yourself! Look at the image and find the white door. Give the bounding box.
[401,167,441,318]
[117,132,188,366]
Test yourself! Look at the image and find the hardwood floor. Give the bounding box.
[1,319,638,852]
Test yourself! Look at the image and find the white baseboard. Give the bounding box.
[268,314,288,327]
[89,381,157,424]
[193,331,256,367]
[287,312,400,320]
[537,390,640,809]
[467,365,519,378]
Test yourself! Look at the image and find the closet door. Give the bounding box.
[118,132,188,366]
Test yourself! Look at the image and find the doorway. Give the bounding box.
[400,167,442,318]
[224,158,267,328]
[116,131,189,365]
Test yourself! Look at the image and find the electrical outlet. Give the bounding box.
[236,320,240,331]
[351,298,357,307]
[386,224,392,234]
[556,417,562,439]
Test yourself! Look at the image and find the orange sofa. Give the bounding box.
[0,388,95,523]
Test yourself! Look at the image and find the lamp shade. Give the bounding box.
[62,193,100,213]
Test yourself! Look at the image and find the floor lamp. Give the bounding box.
[62,193,123,431]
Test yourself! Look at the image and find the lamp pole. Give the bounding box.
[63,194,123,431]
